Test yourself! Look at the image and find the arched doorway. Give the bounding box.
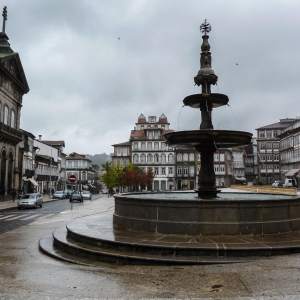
[7,152,13,190]
[0,150,7,190]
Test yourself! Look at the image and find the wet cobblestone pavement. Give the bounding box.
[1,189,300,299]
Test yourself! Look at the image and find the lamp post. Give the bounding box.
[49,145,52,198]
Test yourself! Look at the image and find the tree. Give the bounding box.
[101,162,118,188]
[146,167,155,191]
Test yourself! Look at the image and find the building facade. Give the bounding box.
[256,119,294,184]
[175,146,196,190]
[0,14,29,193]
[130,113,175,191]
[66,152,96,191]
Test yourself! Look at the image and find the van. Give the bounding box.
[284,179,298,187]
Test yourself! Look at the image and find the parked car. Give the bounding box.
[69,191,83,203]
[64,189,72,198]
[81,190,92,200]
[272,181,285,187]
[52,190,66,199]
[102,188,108,194]
[18,193,43,210]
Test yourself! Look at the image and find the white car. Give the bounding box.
[81,190,92,200]
[18,193,43,209]
[53,190,66,199]
[102,188,108,194]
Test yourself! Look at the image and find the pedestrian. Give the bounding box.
[1,186,6,201]
[11,188,16,202]
[43,188,46,195]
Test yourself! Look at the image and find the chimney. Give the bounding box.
[38,135,42,141]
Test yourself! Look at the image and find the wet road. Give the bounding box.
[0,196,99,235]
[1,192,300,299]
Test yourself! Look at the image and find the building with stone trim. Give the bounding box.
[256,118,294,184]
[130,113,175,191]
[0,12,29,193]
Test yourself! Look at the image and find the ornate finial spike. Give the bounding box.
[2,6,7,33]
[200,19,211,36]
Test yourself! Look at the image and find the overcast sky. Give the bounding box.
[4,0,300,154]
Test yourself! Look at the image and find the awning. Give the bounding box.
[22,176,29,181]
[285,169,300,177]
[28,178,39,186]
[235,177,246,181]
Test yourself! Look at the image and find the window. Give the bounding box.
[260,154,265,161]
[260,143,265,149]
[161,154,166,164]
[67,161,72,167]
[133,154,139,163]
[183,153,188,161]
[141,142,146,150]
[169,167,173,175]
[161,142,166,149]
[154,167,159,175]
[189,153,194,161]
[10,110,15,128]
[177,166,182,175]
[141,154,146,163]
[220,154,224,161]
[177,153,182,161]
[267,154,272,161]
[154,154,159,163]
[266,143,272,149]
[273,130,278,137]
[197,154,201,161]
[267,131,272,138]
[274,143,279,149]
[259,131,265,137]
[117,148,121,155]
[117,159,120,165]
[161,167,166,175]
[4,106,8,125]
[147,142,152,150]
[133,142,138,150]
[183,166,188,175]
[189,166,194,176]
[274,154,279,160]
[74,161,78,167]
[147,154,153,163]
[214,153,219,161]
[168,154,174,163]
[154,142,159,150]
[148,132,153,139]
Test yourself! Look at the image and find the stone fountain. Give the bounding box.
[40,21,300,265]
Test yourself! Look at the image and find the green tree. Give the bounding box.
[101,162,118,188]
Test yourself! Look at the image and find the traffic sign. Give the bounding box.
[68,174,77,183]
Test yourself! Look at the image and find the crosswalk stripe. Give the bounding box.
[3,215,23,221]
[0,215,15,220]
[20,214,41,221]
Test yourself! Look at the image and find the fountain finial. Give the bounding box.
[194,19,218,92]
[200,19,211,36]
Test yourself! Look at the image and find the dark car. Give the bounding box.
[69,191,83,203]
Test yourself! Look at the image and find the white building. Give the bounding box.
[130,114,175,191]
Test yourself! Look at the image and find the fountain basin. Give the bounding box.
[183,93,229,108]
[163,129,252,149]
[113,192,300,236]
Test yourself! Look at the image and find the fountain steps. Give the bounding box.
[39,213,300,266]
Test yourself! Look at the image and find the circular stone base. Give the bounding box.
[114,192,300,236]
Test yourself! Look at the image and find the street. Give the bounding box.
[0,194,100,234]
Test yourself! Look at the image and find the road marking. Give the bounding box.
[3,215,24,221]
[20,214,41,220]
[0,214,15,220]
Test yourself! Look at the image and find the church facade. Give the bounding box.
[0,7,29,192]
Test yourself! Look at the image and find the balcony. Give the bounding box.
[24,169,35,177]
[0,122,23,144]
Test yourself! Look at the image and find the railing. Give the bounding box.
[0,122,22,143]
